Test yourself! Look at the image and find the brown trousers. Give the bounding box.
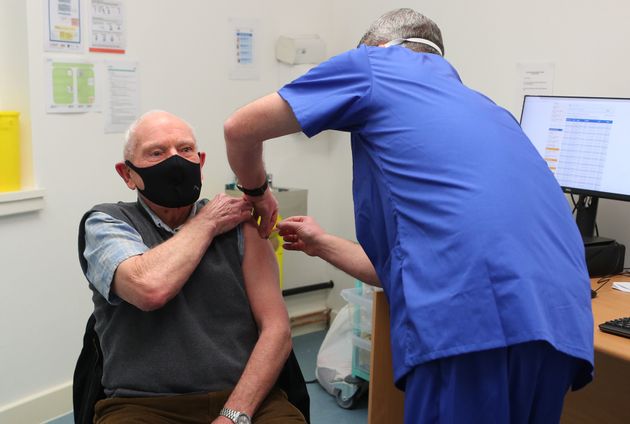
[94,387,306,423]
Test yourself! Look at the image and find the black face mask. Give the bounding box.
[125,154,202,208]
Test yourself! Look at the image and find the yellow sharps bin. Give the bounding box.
[0,111,20,192]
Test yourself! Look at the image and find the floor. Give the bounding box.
[46,330,368,424]
[292,330,369,424]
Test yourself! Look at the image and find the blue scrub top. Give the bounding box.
[279,45,593,385]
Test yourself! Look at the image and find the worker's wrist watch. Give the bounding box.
[219,407,252,424]
[236,180,268,197]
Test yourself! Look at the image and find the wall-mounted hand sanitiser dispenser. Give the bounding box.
[275,35,326,65]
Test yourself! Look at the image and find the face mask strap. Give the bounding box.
[383,37,443,56]
[125,152,200,171]
[125,159,140,172]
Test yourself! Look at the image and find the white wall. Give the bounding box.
[3,0,630,418]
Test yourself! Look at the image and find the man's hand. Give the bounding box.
[197,193,253,236]
[276,215,326,256]
[248,190,279,239]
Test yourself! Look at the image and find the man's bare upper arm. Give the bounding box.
[240,221,289,329]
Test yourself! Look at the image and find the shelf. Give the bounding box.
[0,188,45,217]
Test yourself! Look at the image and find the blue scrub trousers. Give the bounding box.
[403,341,587,424]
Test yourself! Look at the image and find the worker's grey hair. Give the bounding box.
[123,110,197,161]
[358,8,444,56]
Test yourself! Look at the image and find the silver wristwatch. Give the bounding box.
[219,407,252,424]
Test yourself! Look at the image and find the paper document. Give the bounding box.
[612,282,630,293]
[517,63,555,96]
[89,0,126,54]
[229,18,260,80]
[104,61,140,133]
[44,0,84,52]
[46,59,98,113]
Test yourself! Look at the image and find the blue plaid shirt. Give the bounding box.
[83,198,242,305]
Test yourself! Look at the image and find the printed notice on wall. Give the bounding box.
[517,62,555,97]
[45,59,99,113]
[229,18,260,80]
[89,0,126,54]
[105,61,140,133]
[44,0,83,52]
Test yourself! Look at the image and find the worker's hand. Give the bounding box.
[198,193,253,236]
[248,190,279,239]
[276,215,326,257]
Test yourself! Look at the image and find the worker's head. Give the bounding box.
[358,8,444,56]
[115,110,205,208]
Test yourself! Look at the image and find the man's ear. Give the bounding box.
[115,162,137,190]
[198,152,207,182]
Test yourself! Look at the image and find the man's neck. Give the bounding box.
[141,196,193,230]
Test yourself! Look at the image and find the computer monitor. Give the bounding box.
[520,95,630,245]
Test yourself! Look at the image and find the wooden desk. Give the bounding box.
[368,279,630,424]
[367,291,404,424]
[561,276,630,424]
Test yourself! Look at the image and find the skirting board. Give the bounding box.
[285,288,330,337]
[0,381,72,424]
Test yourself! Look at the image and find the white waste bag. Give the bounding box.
[315,304,353,395]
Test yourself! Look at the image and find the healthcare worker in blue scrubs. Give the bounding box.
[224,8,594,423]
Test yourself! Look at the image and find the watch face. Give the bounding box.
[236,415,251,424]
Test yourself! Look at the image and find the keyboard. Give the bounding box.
[599,317,630,339]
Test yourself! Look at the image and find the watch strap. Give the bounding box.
[236,180,268,197]
[219,407,250,423]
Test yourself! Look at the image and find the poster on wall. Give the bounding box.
[45,58,99,113]
[89,0,126,54]
[104,61,140,133]
[44,0,84,52]
[229,18,260,80]
[517,62,555,96]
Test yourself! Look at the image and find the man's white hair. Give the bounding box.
[123,110,197,161]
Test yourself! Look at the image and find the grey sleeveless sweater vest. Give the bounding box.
[78,201,259,397]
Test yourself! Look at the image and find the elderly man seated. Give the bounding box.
[78,110,306,424]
